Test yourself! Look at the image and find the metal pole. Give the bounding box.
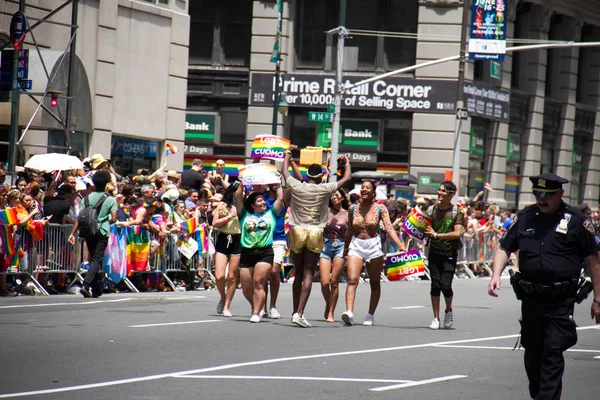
[8,0,27,173]
[452,0,470,193]
[329,0,347,182]
[271,0,283,136]
[65,0,79,151]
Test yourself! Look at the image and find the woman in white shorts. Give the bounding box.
[342,180,405,326]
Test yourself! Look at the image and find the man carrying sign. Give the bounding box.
[424,181,464,330]
[282,145,352,328]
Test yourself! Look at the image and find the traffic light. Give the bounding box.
[50,96,57,107]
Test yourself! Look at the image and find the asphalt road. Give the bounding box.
[0,278,599,400]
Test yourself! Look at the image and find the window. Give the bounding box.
[140,0,169,6]
[382,118,410,154]
[189,0,252,67]
[219,111,246,145]
[295,0,418,71]
[540,135,555,174]
[288,114,316,150]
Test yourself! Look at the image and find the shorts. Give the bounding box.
[214,232,241,256]
[289,226,324,254]
[239,247,274,268]
[272,240,287,265]
[347,236,384,263]
[320,237,345,260]
[428,250,457,292]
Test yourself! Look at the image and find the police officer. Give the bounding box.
[488,173,600,400]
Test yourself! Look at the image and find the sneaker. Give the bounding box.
[269,308,281,319]
[259,310,266,318]
[429,318,440,330]
[291,313,312,328]
[341,310,354,326]
[223,309,232,317]
[363,313,374,326]
[250,314,261,323]
[80,286,93,298]
[216,299,225,315]
[444,311,453,329]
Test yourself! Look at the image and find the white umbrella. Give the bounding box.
[24,153,84,172]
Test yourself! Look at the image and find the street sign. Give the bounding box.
[456,108,469,120]
[327,104,335,113]
[308,111,333,123]
[490,61,501,80]
[18,80,31,90]
[10,11,27,45]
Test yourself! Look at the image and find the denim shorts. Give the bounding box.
[320,238,345,260]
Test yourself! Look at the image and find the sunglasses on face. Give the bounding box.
[437,188,454,195]
[533,190,559,199]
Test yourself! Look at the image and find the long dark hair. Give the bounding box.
[329,188,349,210]
[244,192,264,213]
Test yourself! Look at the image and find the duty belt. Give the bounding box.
[517,278,578,298]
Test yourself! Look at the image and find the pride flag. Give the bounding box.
[126,226,150,274]
[103,225,128,283]
[250,135,291,161]
[385,250,425,281]
[0,208,19,225]
[26,221,45,242]
[402,207,432,242]
[179,218,197,235]
[0,225,15,255]
[194,224,209,254]
[165,143,178,156]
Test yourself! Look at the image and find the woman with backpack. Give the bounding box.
[341,180,405,326]
[68,171,117,298]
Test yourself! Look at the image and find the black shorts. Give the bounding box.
[428,250,457,289]
[214,233,241,256]
[239,247,274,268]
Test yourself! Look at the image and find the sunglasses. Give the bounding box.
[533,190,559,199]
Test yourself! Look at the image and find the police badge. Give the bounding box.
[583,219,596,234]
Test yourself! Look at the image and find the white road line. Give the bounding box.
[369,375,468,392]
[1,326,599,398]
[174,374,412,384]
[0,298,134,309]
[390,306,425,310]
[434,344,600,353]
[129,320,222,328]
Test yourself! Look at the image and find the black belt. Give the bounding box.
[518,279,578,297]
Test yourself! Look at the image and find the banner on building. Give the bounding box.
[250,73,458,113]
[468,0,507,61]
[469,127,485,157]
[317,120,379,149]
[506,133,521,162]
[464,83,510,122]
[185,113,218,143]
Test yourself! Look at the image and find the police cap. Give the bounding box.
[529,173,568,198]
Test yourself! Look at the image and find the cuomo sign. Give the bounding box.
[250,73,458,113]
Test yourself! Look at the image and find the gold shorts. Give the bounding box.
[289,226,324,254]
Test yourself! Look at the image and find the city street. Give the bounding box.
[1,278,598,400]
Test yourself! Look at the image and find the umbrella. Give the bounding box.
[24,153,84,172]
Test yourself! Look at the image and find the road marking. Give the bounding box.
[129,320,222,328]
[434,344,600,353]
[175,374,411,384]
[0,298,134,309]
[1,325,599,398]
[390,306,425,310]
[369,375,467,392]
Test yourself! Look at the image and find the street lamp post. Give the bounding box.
[271,0,284,136]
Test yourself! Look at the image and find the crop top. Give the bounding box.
[347,203,394,238]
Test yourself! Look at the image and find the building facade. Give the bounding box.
[0,0,189,175]
[187,0,600,209]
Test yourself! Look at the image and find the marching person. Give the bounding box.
[281,146,351,328]
[424,180,464,330]
[342,180,405,326]
[488,173,600,400]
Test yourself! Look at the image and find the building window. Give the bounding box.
[189,0,252,67]
[295,0,418,71]
[289,113,317,150]
[219,111,247,145]
[540,135,555,174]
[382,118,410,155]
[139,0,169,6]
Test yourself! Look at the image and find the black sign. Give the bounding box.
[463,83,510,122]
[251,73,458,114]
[343,152,377,165]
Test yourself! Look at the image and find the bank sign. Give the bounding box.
[317,120,379,149]
[185,113,218,143]
[251,73,458,113]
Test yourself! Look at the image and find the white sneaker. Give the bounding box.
[291,313,312,328]
[250,314,261,323]
[429,318,440,330]
[444,311,453,329]
[363,313,374,326]
[222,309,232,317]
[269,308,281,319]
[216,299,225,315]
[259,310,266,318]
[341,310,354,326]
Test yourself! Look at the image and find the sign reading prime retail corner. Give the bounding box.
[468,0,507,61]
[250,73,457,113]
[463,83,510,122]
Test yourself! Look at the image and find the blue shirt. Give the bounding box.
[265,193,286,241]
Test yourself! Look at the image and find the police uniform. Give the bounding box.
[500,173,600,400]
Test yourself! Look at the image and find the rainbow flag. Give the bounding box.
[0,208,19,225]
[194,224,209,254]
[402,207,432,242]
[165,143,178,156]
[26,221,45,242]
[183,156,244,178]
[0,225,15,255]
[126,226,150,274]
[179,218,197,235]
[250,135,291,161]
[376,164,409,175]
[504,175,519,194]
[385,250,425,281]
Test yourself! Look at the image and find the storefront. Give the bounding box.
[110,136,158,177]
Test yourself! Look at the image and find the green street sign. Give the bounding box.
[572,144,583,171]
[185,113,217,142]
[506,133,521,162]
[327,104,335,113]
[490,61,501,80]
[420,176,431,186]
[316,120,379,149]
[469,127,485,157]
[308,111,333,123]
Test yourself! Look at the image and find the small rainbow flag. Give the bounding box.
[385,250,425,281]
[250,135,290,161]
[402,207,432,242]
[179,218,197,235]
[504,175,519,194]
[27,221,45,242]
[0,225,15,255]
[195,224,209,253]
[165,143,178,156]
[0,208,19,225]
